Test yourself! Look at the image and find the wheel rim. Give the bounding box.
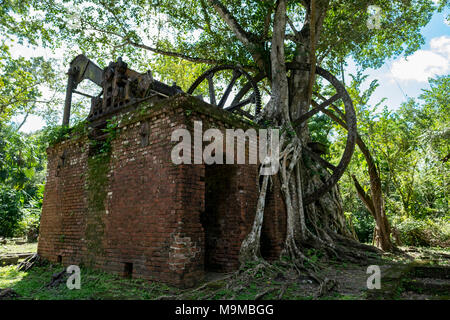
[187,65,262,120]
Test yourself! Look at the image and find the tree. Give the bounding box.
[10,0,441,266]
[322,72,394,250]
[388,76,449,219]
[0,124,47,237]
[337,75,449,247]
[0,46,55,124]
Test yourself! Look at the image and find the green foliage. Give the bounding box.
[98,116,119,154]
[321,0,438,71]
[15,211,40,240]
[43,125,72,146]
[335,74,449,247]
[0,263,180,300]
[348,210,376,244]
[308,114,333,148]
[149,55,210,93]
[0,185,22,237]
[394,217,450,247]
[43,121,88,146]
[0,124,46,237]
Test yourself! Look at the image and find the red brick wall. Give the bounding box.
[38,94,286,288]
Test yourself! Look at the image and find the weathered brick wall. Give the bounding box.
[38,138,89,267]
[38,94,286,288]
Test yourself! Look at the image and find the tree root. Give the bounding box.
[315,278,337,298]
[278,283,289,299]
[255,288,276,300]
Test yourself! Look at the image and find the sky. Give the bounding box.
[11,5,450,133]
[345,8,450,109]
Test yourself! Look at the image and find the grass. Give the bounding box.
[0,242,37,255]
[0,261,319,300]
[0,263,180,300]
[380,246,450,266]
[1,243,447,300]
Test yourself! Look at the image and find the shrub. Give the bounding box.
[16,213,40,241]
[395,217,450,247]
[348,211,375,244]
[0,186,23,237]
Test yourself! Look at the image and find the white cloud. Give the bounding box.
[431,35,450,56]
[390,35,450,82]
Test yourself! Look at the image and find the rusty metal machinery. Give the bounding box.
[62,54,182,126]
[63,55,356,204]
[63,56,262,126]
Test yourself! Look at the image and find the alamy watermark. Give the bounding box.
[66,265,81,290]
[170,121,280,175]
[366,265,381,289]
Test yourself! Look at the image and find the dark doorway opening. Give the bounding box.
[201,164,236,272]
[123,262,133,278]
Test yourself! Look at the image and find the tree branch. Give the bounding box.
[16,112,29,131]
[352,174,376,218]
[207,0,266,69]
[270,0,289,121]
[207,0,257,47]
[286,16,302,42]
[306,0,317,106]
[128,41,224,65]
[200,0,213,34]
[84,24,224,65]
[263,5,274,40]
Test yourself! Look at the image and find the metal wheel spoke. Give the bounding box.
[234,108,254,120]
[295,93,341,125]
[231,72,265,106]
[286,62,356,205]
[225,93,255,112]
[218,69,241,108]
[188,65,262,119]
[304,147,337,172]
[207,73,216,105]
[315,91,346,119]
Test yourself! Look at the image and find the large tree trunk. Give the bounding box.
[274,0,375,264]
[319,105,394,251]
[239,0,380,269]
[352,176,393,251]
[351,146,393,251]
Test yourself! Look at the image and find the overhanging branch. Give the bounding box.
[84,24,223,65]
[128,41,224,65]
[208,0,266,69]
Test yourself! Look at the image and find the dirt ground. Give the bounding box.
[1,240,448,300]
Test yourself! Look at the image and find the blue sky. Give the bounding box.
[12,6,450,133]
[345,8,450,110]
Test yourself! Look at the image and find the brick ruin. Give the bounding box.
[38,93,287,288]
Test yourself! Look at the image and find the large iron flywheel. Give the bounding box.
[188,63,357,205]
[286,63,357,205]
[187,65,262,120]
